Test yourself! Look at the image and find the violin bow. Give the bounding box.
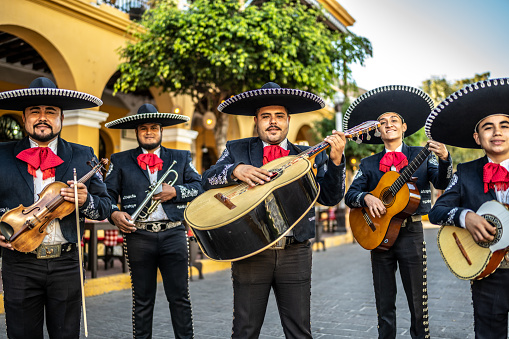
[74,168,88,337]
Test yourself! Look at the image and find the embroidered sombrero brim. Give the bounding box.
[0,88,102,111]
[105,113,189,129]
[425,78,509,149]
[343,85,434,144]
[218,87,325,115]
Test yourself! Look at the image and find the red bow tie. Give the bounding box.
[137,153,163,174]
[263,145,290,165]
[483,162,509,193]
[16,147,64,179]
[379,151,408,173]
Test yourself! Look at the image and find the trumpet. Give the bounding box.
[131,160,178,222]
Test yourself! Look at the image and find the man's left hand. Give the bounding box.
[427,140,449,161]
[324,130,346,166]
[152,183,177,202]
[62,181,88,207]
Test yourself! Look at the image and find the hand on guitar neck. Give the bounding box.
[465,211,497,243]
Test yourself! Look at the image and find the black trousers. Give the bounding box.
[2,247,82,339]
[124,226,193,339]
[472,268,509,339]
[231,240,312,339]
[371,221,429,339]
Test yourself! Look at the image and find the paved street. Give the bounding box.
[0,227,479,338]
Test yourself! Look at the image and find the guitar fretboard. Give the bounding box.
[388,144,431,196]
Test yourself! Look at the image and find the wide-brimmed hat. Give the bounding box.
[0,77,102,111]
[105,103,189,129]
[425,78,509,149]
[217,82,325,115]
[343,85,434,144]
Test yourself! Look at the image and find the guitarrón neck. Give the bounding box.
[389,144,431,195]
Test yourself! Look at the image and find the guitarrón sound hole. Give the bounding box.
[478,214,503,248]
[380,188,395,207]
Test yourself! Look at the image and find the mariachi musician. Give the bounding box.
[104,103,203,339]
[344,86,452,339]
[0,77,111,338]
[427,78,509,339]
[201,82,346,338]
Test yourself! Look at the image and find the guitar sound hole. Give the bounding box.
[380,188,395,207]
[478,214,503,248]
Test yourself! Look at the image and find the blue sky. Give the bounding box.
[338,0,509,91]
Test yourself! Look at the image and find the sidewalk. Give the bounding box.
[0,225,486,338]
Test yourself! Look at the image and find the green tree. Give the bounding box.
[422,72,490,165]
[115,0,372,155]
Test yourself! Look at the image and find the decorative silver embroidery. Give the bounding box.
[207,164,234,186]
[122,194,136,200]
[445,174,458,192]
[81,195,100,220]
[446,164,453,179]
[352,192,363,207]
[0,207,10,213]
[421,189,431,194]
[177,204,187,209]
[178,185,199,199]
[428,154,439,166]
[446,207,458,225]
[421,199,432,204]
[124,204,136,209]
[105,162,114,177]
[217,148,230,163]
[353,169,363,181]
[189,161,200,175]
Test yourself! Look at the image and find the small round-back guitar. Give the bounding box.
[185,121,380,261]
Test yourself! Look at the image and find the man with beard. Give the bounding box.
[0,77,111,338]
[104,103,202,339]
[201,82,346,338]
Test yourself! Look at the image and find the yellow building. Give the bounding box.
[0,0,355,172]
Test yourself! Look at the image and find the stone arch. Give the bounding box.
[0,25,75,90]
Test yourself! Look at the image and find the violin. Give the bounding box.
[0,159,108,253]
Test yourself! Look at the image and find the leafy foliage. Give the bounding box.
[115,0,372,155]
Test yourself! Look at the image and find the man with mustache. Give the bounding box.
[104,104,203,339]
[201,82,346,338]
[0,77,111,338]
[344,86,451,339]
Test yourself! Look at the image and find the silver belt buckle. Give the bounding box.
[150,222,162,232]
[36,244,62,259]
[271,238,286,250]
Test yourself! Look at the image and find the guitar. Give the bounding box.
[349,144,431,251]
[437,200,509,280]
[185,121,380,261]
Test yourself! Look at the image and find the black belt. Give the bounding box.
[271,236,301,250]
[26,243,77,259]
[134,220,182,233]
[402,215,422,227]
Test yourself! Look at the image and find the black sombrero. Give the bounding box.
[343,85,434,144]
[0,77,102,111]
[105,103,189,129]
[217,82,325,115]
[425,78,509,149]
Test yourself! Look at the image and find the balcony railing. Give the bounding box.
[98,0,151,20]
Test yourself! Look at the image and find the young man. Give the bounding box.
[0,77,111,338]
[427,78,509,339]
[344,85,452,339]
[201,82,346,338]
[104,103,202,339]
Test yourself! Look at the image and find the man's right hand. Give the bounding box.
[465,211,496,243]
[232,164,273,187]
[111,211,137,233]
[0,235,13,250]
[364,194,387,218]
